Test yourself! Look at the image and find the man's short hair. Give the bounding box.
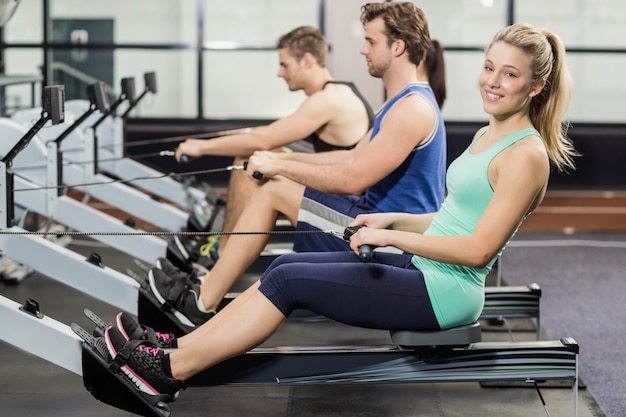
[360,2,430,66]
[277,26,328,67]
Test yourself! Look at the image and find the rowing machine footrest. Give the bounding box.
[81,344,172,417]
[390,322,482,348]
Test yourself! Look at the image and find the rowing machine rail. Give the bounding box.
[78,315,579,417]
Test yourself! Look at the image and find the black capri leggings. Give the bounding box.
[258,251,440,331]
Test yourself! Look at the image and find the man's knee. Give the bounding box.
[254,179,304,221]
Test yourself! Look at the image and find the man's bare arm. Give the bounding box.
[248,94,436,195]
[176,89,344,160]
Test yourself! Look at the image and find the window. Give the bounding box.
[1,0,624,122]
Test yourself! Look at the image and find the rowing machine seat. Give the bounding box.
[390,321,481,348]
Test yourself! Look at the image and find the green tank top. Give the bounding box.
[411,127,541,329]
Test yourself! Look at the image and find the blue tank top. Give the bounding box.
[364,83,446,214]
[412,127,542,329]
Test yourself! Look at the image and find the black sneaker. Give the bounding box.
[173,234,219,270]
[104,325,184,403]
[148,268,215,328]
[155,257,182,276]
[155,257,203,284]
[116,312,177,349]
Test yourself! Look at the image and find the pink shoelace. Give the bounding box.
[138,344,162,357]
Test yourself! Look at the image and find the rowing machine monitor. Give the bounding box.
[86,81,109,113]
[144,72,157,93]
[42,85,65,125]
[121,77,136,106]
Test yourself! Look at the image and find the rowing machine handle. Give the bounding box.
[242,161,264,180]
[343,226,374,262]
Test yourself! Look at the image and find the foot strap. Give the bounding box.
[109,339,143,373]
[161,279,190,312]
[130,323,166,347]
[142,326,169,346]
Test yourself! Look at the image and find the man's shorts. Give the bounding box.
[293,187,378,252]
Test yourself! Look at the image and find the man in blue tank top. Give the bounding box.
[148,3,447,327]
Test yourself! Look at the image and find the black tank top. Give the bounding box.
[308,81,375,152]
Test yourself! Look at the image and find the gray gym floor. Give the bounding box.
[0,238,604,417]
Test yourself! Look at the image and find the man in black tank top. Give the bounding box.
[176,27,373,160]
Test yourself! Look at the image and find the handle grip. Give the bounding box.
[180,154,190,164]
[242,160,264,180]
[343,226,374,263]
[357,244,373,262]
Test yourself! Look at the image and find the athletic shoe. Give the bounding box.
[155,257,182,276]
[148,268,215,328]
[104,325,184,402]
[155,257,203,284]
[198,236,219,260]
[116,312,177,349]
[195,236,219,270]
[173,234,219,269]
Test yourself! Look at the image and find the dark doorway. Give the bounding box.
[52,19,114,100]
